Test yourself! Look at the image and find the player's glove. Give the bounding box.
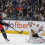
[6,24,10,26]
[5,23,10,26]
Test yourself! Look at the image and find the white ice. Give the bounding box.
[0,33,45,45]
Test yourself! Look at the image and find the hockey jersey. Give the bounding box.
[0,21,6,30]
[0,24,3,30]
[29,22,43,34]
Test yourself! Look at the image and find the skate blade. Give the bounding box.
[5,40,10,42]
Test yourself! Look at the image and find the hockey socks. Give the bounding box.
[2,32,7,39]
[1,29,9,41]
[2,31,9,41]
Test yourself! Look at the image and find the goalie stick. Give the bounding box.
[3,21,23,34]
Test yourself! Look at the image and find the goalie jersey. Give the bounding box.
[29,22,43,34]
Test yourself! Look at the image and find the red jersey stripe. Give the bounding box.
[39,26,43,30]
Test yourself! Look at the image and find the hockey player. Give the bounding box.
[0,10,9,41]
[28,20,45,43]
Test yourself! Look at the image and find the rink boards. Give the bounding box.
[0,20,45,36]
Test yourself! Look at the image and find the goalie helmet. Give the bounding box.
[28,20,33,27]
[29,20,33,24]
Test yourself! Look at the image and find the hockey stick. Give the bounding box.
[9,26,23,34]
[3,21,23,34]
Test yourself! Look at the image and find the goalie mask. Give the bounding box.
[28,20,33,28]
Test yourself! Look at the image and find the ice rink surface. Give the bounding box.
[0,33,45,45]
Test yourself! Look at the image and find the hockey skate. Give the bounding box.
[5,39,10,42]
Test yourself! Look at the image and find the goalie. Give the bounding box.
[28,20,45,43]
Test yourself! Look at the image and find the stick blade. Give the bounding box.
[19,30,23,34]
